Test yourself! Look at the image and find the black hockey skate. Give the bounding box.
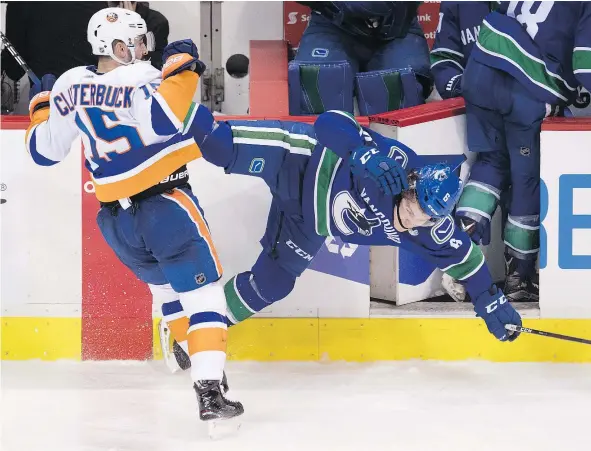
[172,340,192,371]
[504,254,532,302]
[527,271,539,302]
[194,380,244,421]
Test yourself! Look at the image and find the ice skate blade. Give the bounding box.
[206,416,242,440]
[158,320,181,374]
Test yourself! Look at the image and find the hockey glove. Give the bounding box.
[162,39,206,80]
[314,110,375,153]
[28,73,56,121]
[445,74,462,98]
[348,145,408,196]
[473,284,522,342]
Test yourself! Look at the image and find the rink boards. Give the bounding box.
[1,108,591,362]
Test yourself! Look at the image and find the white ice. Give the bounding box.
[2,360,591,451]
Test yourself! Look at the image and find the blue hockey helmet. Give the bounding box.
[414,163,463,218]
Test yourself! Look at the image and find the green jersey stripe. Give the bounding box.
[182,102,197,133]
[478,21,572,101]
[443,242,486,281]
[314,148,341,236]
[573,48,591,73]
[430,49,465,71]
[231,127,318,156]
[224,276,256,323]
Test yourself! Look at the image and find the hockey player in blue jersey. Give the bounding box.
[288,1,431,116]
[455,1,591,302]
[430,2,495,99]
[160,108,523,372]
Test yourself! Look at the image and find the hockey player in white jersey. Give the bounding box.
[25,7,243,422]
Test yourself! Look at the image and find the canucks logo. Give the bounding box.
[249,158,265,174]
[332,191,381,236]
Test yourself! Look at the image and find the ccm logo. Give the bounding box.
[485,295,508,314]
[286,240,314,261]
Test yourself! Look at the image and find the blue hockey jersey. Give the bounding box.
[431,2,495,99]
[300,124,493,299]
[207,112,494,300]
[471,1,591,105]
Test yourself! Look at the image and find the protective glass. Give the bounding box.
[135,32,155,52]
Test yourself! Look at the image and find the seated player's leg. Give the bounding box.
[142,187,243,421]
[224,199,325,325]
[357,32,431,115]
[503,86,548,302]
[455,61,512,246]
[444,60,511,302]
[289,14,358,115]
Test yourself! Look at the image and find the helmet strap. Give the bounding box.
[395,201,411,231]
[108,42,136,66]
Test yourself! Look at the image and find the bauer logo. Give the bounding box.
[249,158,265,174]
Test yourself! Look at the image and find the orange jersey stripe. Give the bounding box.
[168,316,189,343]
[92,142,201,202]
[187,327,227,354]
[162,189,223,277]
[25,108,50,143]
[156,70,199,123]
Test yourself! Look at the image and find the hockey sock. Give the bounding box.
[161,300,189,354]
[181,282,228,382]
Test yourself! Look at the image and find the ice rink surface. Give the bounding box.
[2,360,590,451]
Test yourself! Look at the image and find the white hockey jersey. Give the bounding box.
[25,61,201,202]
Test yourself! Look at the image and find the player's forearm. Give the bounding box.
[152,70,199,133]
[25,120,67,166]
[431,62,463,100]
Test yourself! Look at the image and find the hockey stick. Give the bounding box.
[0,31,40,86]
[505,324,591,345]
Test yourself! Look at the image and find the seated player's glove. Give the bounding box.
[28,73,56,119]
[161,39,206,80]
[348,145,408,196]
[473,284,522,342]
[445,74,463,98]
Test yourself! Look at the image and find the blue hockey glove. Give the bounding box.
[28,73,56,100]
[445,74,462,98]
[162,39,206,79]
[348,145,408,196]
[28,73,56,117]
[473,284,522,342]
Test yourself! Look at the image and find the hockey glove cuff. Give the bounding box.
[162,39,206,79]
[473,284,522,342]
[28,74,56,122]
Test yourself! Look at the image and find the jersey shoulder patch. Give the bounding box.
[430,215,455,245]
[387,145,409,169]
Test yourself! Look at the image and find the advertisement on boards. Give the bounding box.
[284,1,442,50]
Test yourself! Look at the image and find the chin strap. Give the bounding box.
[395,203,410,231]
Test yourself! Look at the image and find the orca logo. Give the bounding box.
[332,191,381,236]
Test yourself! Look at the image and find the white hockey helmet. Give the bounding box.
[87,7,155,65]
